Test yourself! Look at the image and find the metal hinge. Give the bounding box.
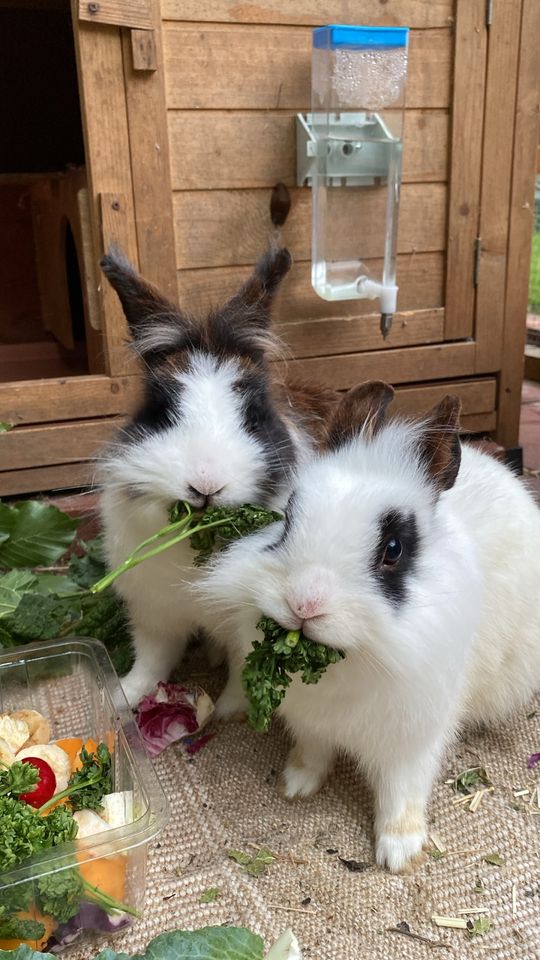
[474,237,482,287]
[486,0,493,28]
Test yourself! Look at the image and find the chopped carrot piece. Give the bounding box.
[78,853,126,902]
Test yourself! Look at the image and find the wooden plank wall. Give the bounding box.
[161,1,454,376]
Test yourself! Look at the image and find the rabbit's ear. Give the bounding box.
[101,245,192,358]
[327,381,394,449]
[224,247,292,323]
[418,395,462,492]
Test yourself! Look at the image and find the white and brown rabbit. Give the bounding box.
[199,381,540,872]
[99,246,337,708]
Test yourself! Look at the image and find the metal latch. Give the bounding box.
[296,112,394,188]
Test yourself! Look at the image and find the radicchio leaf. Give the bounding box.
[135,682,214,757]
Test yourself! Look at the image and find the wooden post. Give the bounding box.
[496,0,540,449]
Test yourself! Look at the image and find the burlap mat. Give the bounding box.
[70,658,540,960]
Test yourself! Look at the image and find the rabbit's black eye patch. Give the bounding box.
[373,510,419,605]
[122,374,180,441]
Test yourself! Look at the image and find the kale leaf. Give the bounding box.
[188,504,282,565]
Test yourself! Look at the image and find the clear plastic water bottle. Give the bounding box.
[310,25,409,335]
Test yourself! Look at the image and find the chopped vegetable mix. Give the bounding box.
[0,708,137,952]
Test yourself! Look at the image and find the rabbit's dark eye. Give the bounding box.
[382,536,402,566]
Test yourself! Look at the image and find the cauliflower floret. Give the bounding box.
[10,709,50,747]
[17,743,71,792]
[0,714,30,752]
[0,736,16,766]
[73,809,111,838]
[100,791,133,828]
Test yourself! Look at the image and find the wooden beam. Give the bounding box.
[160,0,454,28]
[0,463,95,498]
[0,375,141,427]
[78,0,152,30]
[444,0,487,339]
[162,24,452,110]
[71,5,139,375]
[1,418,124,470]
[277,341,476,391]
[172,184,447,270]
[474,0,522,372]
[167,109,449,190]
[496,0,540,448]
[122,1,177,299]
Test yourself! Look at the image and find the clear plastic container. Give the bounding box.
[0,638,169,953]
[310,24,409,324]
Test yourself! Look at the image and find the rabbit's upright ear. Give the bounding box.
[101,246,192,359]
[225,247,292,324]
[418,396,462,492]
[327,381,395,449]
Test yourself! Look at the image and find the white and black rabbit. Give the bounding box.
[199,381,540,872]
[99,246,337,708]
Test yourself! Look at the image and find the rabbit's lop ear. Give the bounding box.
[327,380,394,449]
[101,245,191,359]
[418,395,462,492]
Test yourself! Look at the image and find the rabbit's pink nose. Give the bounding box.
[188,480,225,498]
[287,595,326,621]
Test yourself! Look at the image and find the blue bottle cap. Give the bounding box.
[313,25,409,50]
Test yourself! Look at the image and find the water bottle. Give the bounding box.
[310,25,409,336]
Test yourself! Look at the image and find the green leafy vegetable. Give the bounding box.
[188,504,282,566]
[483,852,505,867]
[0,571,37,620]
[451,767,492,796]
[0,423,12,433]
[0,914,45,941]
[0,794,78,872]
[39,743,112,814]
[0,761,39,798]
[227,847,276,877]
[0,501,78,568]
[242,616,345,732]
[0,924,268,960]
[200,887,220,903]
[35,866,83,924]
[466,916,491,938]
[92,502,282,593]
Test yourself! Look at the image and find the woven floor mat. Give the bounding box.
[73,671,540,960]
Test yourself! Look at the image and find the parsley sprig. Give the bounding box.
[91,502,282,593]
[38,743,112,814]
[242,616,345,732]
[0,760,39,798]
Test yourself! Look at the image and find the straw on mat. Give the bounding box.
[70,662,540,960]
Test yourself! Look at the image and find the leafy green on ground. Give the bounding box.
[451,767,492,796]
[0,926,267,960]
[466,916,491,939]
[227,847,276,877]
[0,504,134,675]
[199,887,220,903]
[242,617,345,732]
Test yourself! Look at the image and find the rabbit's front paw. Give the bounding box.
[214,686,248,722]
[376,828,427,874]
[278,742,331,800]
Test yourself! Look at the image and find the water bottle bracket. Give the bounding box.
[296,112,395,188]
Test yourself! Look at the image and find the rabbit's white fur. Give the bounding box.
[101,355,312,707]
[200,415,540,872]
